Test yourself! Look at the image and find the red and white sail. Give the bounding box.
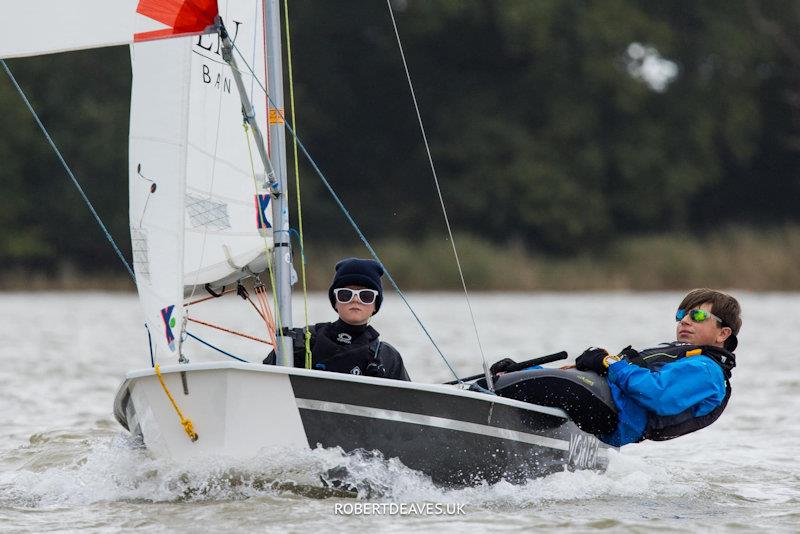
[1,0,218,59]
[129,0,273,361]
[2,0,273,361]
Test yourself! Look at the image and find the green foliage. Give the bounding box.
[0,47,131,272]
[297,225,800,291]
[0,0,799,280]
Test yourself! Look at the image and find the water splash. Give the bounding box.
[0,428,692,511]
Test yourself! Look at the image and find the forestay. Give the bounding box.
[129,0,274,361]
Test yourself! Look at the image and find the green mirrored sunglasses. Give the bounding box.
[675,308,723,325]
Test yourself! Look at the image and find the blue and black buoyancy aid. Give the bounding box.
[620,342,736,441]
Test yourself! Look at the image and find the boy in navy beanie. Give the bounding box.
[328,258,384,314]
[264,258,409,380]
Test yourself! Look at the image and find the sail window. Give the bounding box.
[131,227,151,282]
[186,194,231,230]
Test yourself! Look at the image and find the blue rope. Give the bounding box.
[1,59,136,281]
[186,331,249,362]
[288,227,306,264]
[230,41,462,383]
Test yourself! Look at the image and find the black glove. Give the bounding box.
[618,345,639,360]
[490,357,517,375]
[364,361,387,378]
[575,347,609,376]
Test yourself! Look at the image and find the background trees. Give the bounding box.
[1,0,798,278]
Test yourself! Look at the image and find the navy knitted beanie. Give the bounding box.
[328,258,384,314]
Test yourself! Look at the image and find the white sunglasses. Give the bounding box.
[334,288,378,305]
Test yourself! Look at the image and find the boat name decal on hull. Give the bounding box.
[568,432,601,469]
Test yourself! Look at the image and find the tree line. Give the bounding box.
[1,0,798,277]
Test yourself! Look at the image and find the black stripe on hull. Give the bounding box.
[290,375,566,435]
[289,375,609,486]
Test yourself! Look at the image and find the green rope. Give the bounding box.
[283,0,312,369]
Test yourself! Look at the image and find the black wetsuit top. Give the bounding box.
[263,320,410,381]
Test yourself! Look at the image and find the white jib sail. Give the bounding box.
[129,0,274,362]
[1,0,219,59]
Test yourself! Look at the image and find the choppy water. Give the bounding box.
[0,291,798,533]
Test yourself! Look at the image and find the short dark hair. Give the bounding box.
[678,288,742,351]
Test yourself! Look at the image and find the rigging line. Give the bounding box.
[385,1,492,389]
[186,316,272,344]
[186,287,237,306]
[245,292,268,321]
[186,331,248,362]
[228,41,462,382]
[187,281,268,323]
[282,0,313,369]
[1,59,135,282]
[254,285,279,348]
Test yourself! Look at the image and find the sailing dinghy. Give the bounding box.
[2,0,615,486]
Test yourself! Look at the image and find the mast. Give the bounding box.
[218,0,293,366]
[264,0,294,366]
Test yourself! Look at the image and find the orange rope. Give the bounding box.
[185,287,237,307]
[187,317,272,345]
[254,286,278,348]
[245,294,267,321]
[183,283,279,350]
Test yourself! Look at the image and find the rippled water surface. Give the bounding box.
[1,291,798,532]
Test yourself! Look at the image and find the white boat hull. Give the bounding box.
[114,362,611,485]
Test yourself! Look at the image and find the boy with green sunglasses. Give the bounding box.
[572,288,741,446]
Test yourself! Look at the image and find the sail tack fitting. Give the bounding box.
[178,312,190,364]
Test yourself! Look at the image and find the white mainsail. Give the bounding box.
[1,0,219,59]
[129,0,273,361]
